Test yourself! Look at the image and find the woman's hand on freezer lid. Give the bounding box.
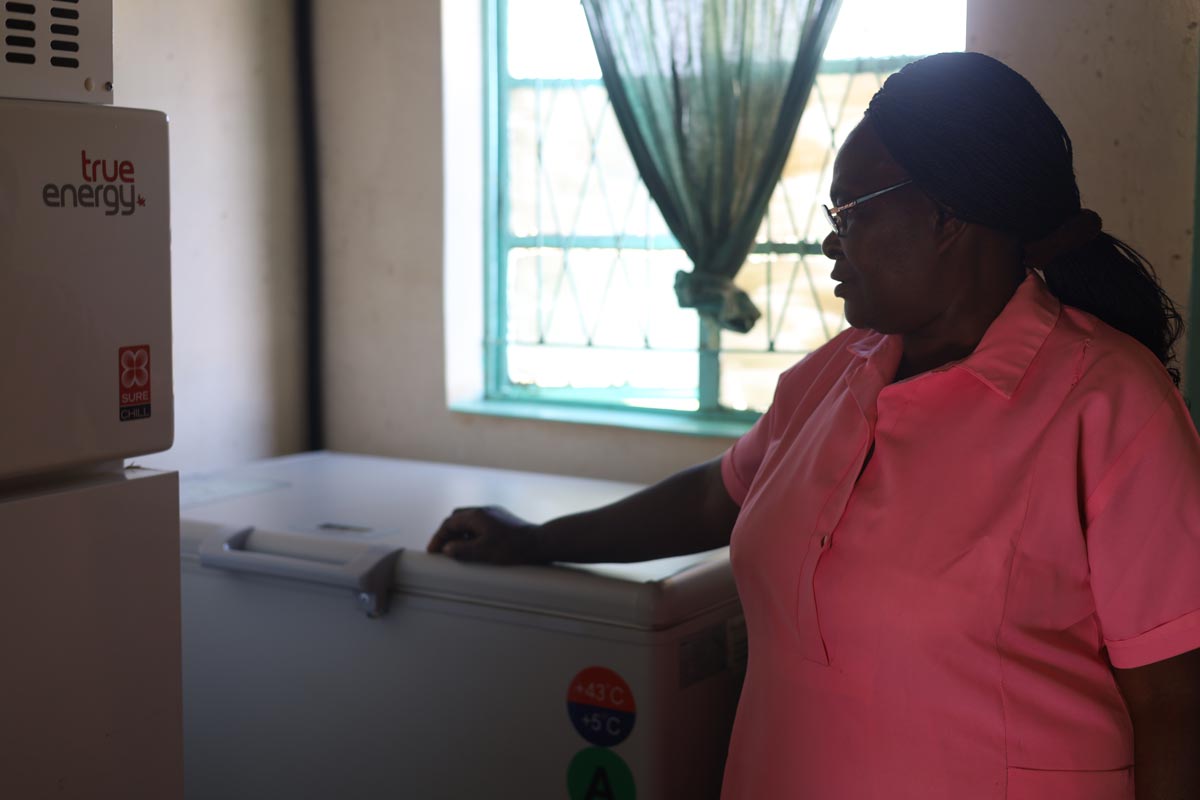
[427,506,546,565]
[430,459,735,566]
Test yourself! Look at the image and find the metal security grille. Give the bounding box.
[486,0,931,418]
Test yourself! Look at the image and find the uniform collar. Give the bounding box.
[845,272,1061,400]
[954,272,1061,399]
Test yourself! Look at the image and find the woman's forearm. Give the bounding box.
[1113,647,1200,799]
[531,458,739,563]
[1130,706,1200,799]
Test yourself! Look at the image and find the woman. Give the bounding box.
[428,53,1200,799]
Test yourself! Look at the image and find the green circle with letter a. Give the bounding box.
[567,747,636,800]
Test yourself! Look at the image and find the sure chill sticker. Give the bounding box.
[118,345,152,421]
[567,666,636,747]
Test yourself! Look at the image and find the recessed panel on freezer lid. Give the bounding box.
[0,99,172,480]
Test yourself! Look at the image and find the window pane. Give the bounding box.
[759,70,892,245]
[507,344,698,402]
[504,246,700,405]
[722,253,847,355]
[506,247,697,349]
[506,0,602,79]
[823,0,967,59]
[719,351,802,412]
[508,86,673,239]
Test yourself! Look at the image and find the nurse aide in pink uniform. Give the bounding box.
[430,53,1200,799]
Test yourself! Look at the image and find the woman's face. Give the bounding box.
[823,120,954,335]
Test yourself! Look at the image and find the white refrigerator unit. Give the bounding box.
[180,451,746,800]
[0,4,182,798]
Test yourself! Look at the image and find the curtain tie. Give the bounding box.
[674,271,762,334]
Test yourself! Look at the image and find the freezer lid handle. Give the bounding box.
[197,524,402,618]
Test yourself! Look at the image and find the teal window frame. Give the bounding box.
[479,0,921,435]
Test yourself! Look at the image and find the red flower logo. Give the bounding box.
[120,348,149,389]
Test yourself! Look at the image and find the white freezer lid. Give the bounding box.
[179,452,738,630]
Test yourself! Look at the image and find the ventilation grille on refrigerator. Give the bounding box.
[0,0,109,103]
[4,0,81,69]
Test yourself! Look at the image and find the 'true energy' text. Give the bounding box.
[42,150,139,217]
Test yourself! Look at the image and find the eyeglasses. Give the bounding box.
[823,179,914,236]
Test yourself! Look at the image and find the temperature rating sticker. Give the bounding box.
[567,747,636,800]
[567,666,636,747]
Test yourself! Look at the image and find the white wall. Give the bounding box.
[114,0,306,473]
[316,0,1199,484]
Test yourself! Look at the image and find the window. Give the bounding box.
[484,0,965,427]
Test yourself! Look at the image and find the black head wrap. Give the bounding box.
[866,52,1100,264]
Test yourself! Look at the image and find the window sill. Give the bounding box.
[450,398,757,439]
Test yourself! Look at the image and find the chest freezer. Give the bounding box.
[179,451,745,800]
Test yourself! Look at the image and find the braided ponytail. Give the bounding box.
[1043,235,1183,386]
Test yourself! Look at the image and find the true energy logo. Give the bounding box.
[42,150,144,216]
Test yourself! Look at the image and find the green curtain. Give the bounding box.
[581,0,843,333]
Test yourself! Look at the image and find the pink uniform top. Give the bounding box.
[718,273,1200,799]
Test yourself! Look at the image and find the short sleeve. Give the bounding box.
[1085,387,1200,668]
[721,401,775,507]
[720,329,872,507]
